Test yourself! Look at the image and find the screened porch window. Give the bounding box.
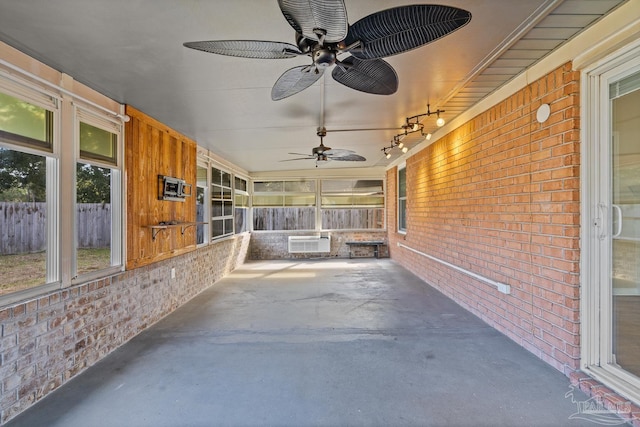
[253,180,316,230]
[321,179,384,229]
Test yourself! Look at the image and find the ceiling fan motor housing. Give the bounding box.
[313,48,337,68]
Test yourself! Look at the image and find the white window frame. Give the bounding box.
[0,76,61,305]
[0,70,126,306]
[397,163,407,234]
[319,179,386,231]
[581,38,640,406]
[72,107,124,284]
[195,161,210,247]
[211,165,234,240]
[252,179,317,232]
[234,175,250,234]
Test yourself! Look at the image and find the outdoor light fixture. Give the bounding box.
[377,103,447,160]
[404,103,445,129]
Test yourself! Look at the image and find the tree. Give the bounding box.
[0,148,46,202]
[76,163,110,203]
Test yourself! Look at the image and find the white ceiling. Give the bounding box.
[0,0,627,173]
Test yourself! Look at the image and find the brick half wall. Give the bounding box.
[0,234,249,424]
[387,62,581,374]
[249,231,388,260]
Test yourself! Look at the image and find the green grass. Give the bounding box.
[0,248,111,296]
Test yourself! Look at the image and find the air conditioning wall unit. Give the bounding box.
[288,235,331,253]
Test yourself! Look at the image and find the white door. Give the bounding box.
[583,49,640,404]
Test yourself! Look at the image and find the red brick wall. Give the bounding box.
[387,62,580,374]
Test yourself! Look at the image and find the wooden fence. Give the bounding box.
[253,207,316,231]
[0,202,111,255]
[253,207,383,231]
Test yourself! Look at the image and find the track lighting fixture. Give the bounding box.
[381,103,445,160]
[404,103,445,129]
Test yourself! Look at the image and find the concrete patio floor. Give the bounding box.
[6,259,605,426]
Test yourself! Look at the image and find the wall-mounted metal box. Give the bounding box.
[159,175,192,201]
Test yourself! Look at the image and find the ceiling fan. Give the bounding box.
[282,127,365,166]
[184,1,471,100]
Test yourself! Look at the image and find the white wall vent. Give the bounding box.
[288,236,331,253]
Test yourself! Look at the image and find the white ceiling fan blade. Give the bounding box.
[183,40,301,59]
[278,0,348,43]
[272,65,324,100]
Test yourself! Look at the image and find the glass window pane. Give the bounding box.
[197,165,207,187]
[253,195,283,206]
[322,180,353,193]
[79,122,116,163]
[253,207,315,230]
[285,194,315,206]
[353,195,384,206]
[196,186,205,245]
[398,168,407,198]
[0,92,52,150]
[322,179,383,194]
[212,200,223,217]
[399,198,407,230]
[211,168,220,186]
[235,207,247,233]
[224,218,233,234]
[235,193,248,207]
[221,171,231,188]
[254,181,283,192]
[223,201,233,216]
[212,184,223,199]
[212,167,230,187]
[212,219,223,238]
[235,176,247,192]
[611,78,640,377]
[0,147,47,295]
[322,208,384,230]
[76,163,111,275]
[322,196,352,206]
[222,187,232,200]
[354,179,383,193]
[285,180,315,192]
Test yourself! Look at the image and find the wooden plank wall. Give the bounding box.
[125,105,197,269]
